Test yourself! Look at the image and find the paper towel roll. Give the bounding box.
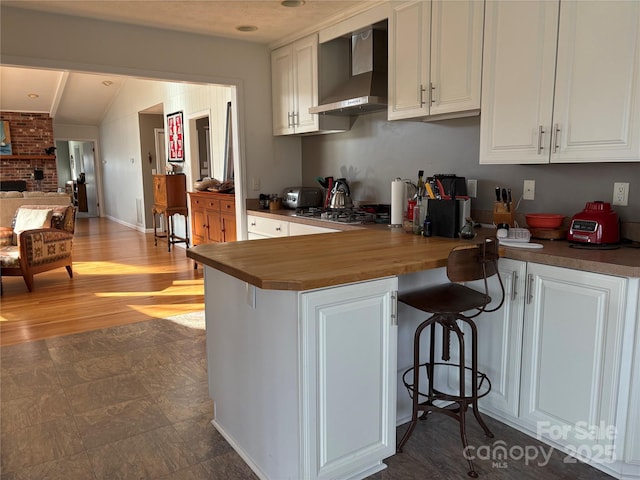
[391,178,405,226]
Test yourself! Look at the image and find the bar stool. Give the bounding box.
[397,236,504,478]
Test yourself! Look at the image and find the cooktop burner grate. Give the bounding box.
[293,207,377,224]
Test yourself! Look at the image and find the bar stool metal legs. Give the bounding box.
[397,312,493,478]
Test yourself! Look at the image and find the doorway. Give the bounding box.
[55,140,99,217]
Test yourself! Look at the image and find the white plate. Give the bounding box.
[499,240,544,249]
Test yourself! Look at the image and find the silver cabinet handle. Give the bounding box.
[430,82,436,104]
[250,221,256,227]
[276,226,281,232]
[391,291,398,326]
[526,274,534,304]
[294,112,299,126]
[552,123,560,153]
[511,272,518,301]
[419,84,426,106]
[537,125,545,154]
[287,112,293,128]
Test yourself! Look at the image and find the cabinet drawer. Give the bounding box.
[247,215,289,237]
[204,199,220,210]
[289,222,339,236]
[220,200,235,212]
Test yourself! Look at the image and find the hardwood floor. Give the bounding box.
[0,217,204,346]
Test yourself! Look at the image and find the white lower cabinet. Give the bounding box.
[519,263,627,464]
[248,215,340,239]
[472,260,638,478]
[205,267,397,480]
[247,214,289,238]
[468,258,527,420]
[300,277,398,480]
[625,280,640,471]
[289,222,339,236]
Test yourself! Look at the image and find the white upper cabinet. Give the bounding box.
[388,0,484,121]
[271,34,348,136]
[480,0,640,164]
[552,1,640,163]
[479,1,558,164]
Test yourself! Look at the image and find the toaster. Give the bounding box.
[567,201,620,244]
[281,186,324,209]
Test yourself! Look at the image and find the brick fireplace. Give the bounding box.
[0,112,58,191]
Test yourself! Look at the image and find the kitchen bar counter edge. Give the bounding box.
[187,211,640,286]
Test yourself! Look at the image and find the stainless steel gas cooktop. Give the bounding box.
[292,207,389,225]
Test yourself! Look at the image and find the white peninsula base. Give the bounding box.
[204,267,398,480]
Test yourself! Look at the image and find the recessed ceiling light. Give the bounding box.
[281,0,305,6]
[102,80,113,87]
[236,25,258,32]
[27,93,39,99]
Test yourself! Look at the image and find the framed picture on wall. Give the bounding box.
[166,111,184,162]
[0,120,13,155]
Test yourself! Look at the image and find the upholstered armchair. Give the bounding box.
[0,204,76,292]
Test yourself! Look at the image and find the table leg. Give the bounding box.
[153,210,158,246]
[167,214,173,252]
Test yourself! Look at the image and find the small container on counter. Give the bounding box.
[422,216,432,237]
[269,196,282,211]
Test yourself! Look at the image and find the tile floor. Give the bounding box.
[1,318,614,479]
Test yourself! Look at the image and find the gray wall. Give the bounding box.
[302,112,639,222]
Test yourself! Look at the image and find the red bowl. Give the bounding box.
[525,213,565,229]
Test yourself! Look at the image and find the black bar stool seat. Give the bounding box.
[397,236,504,478]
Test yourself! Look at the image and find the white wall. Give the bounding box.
[98,78,236,229]
[0,5,303,231]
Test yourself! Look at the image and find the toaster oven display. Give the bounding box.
[571,219,598,232]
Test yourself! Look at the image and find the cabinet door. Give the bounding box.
[204,209,222,243]
[300,277,398,480]
[465,259,527,420]
[191,207,206,246]
[388,1,430,120]
[625,279,640,464]
[153,175,167,206]
[220,213,236,242]
[479,1,559,164]
[292,34,320,134]
[189,194,206,246]
[429,0,483,116]
[271,45,295,136]
[519,263,627,461]
[551,1,640,163]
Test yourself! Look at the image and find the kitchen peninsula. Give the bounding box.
[187,229,478,480]
[187,228,640,480]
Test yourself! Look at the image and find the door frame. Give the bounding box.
[54,137,103,218]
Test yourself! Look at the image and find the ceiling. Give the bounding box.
[0,0,371,125]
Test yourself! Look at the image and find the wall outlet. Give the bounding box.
[466,179,477,198]
[252,177,260,191]
[612,182,629,206]
[523,180,535,200]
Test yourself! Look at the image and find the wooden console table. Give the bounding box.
[152,174,189,252]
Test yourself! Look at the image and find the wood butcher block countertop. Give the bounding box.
[188,229,477,291]
[187,212,640,291]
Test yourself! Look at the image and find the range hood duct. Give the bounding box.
[310,28,388,116]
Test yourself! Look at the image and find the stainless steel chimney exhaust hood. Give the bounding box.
[310,27,388,116]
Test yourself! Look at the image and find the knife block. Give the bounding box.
[493,201,515,227]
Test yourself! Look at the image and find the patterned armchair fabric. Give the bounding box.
[0,205,76,292]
